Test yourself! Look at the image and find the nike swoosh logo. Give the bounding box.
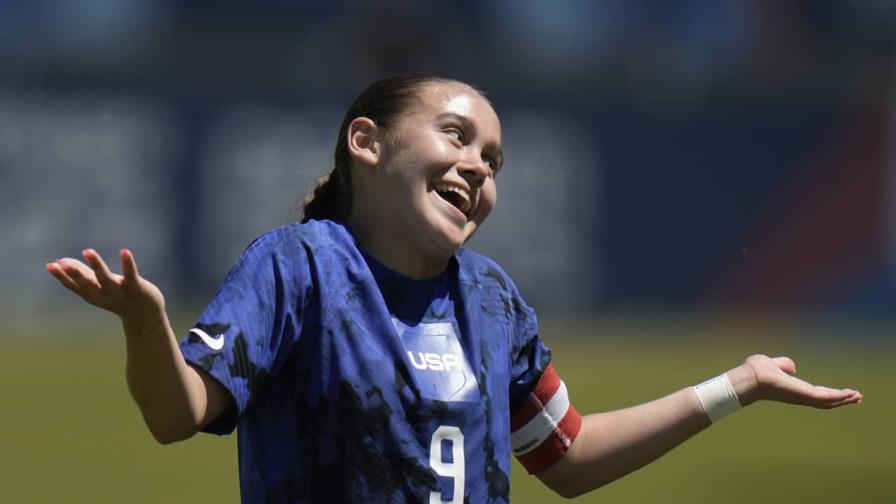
[189,327,225,351]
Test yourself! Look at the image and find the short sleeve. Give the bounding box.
[506,285,582,474]
[508,296,552,413]
[179,227,310,434]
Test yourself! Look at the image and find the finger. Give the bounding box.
[825,391,863,408]
[788,379,861,408]
[772,356,796,375]
[831,388,863,403]
[56,258,102,292]
[814,392,863,409]
[119,248,139,282]
[47,261,81,293]
[810,385,856,401]
[82,249,118,287]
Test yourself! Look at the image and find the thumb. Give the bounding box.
[772,356,796,376]
[120,249,140,283]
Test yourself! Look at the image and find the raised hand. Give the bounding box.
[730,354,863,409]
[46,248,165,323]
[47,250,228,441]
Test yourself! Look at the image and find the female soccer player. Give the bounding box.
[46,75,863,503]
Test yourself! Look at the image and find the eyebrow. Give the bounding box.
[436,112,504,169]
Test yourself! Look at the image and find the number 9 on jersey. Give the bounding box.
[429,425,465,504]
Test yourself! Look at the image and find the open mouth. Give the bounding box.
[434,183,473,217]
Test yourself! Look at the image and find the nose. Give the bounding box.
[457,157,489,187]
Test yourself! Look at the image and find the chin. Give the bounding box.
[460,221,481,244]
[441,231,466,253]
[429,223,467,256]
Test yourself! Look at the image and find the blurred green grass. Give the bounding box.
[1,315,891,503]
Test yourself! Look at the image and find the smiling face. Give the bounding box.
[348,81,503,278]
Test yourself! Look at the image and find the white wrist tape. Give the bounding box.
[693,373,742,423]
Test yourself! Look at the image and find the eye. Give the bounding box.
[444,127,464,143]
[483,155,498,176]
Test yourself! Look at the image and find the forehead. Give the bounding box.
[410,82,501,135]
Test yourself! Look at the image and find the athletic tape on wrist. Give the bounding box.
[693,373,741,423]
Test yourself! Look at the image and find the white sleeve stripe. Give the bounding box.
[510,380,571,455]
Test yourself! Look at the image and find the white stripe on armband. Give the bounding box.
[693,373,741,423]
[511,381,571,455]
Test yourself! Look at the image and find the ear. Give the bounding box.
[347,117,381,168]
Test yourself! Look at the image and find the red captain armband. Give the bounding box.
[510,363,583,474]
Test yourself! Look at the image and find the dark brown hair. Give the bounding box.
[300,75,464,223]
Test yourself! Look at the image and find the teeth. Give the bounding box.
[435,183,472,214]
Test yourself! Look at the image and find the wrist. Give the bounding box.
[726,364,760,406]
[693,372,742,422]
[120,305,169,339]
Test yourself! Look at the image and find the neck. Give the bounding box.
[348,217,450,280]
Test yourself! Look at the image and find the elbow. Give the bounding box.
[145,419,200,445]
[151,430,190,445]
[150,426,196,445]
[558,488,583,500]
[152,433,179,445]
[548,481,601,500]
[550,486,579,500]
[134,400,205,445]
[538,464,609,500]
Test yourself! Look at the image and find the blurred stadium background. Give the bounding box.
[1,1,893,502]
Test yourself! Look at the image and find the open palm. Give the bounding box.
[738,354,863,408]
[47,248,165,321]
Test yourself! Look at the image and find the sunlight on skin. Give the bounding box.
[441,92,475,117]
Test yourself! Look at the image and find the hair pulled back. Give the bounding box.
[301,75,456,223]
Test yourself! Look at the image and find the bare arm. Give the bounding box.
[536,355,863,498]
[47,249,234,443]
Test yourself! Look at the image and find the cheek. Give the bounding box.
[475,181,497,221]
[430,138,457,164]
[389,135,454,179]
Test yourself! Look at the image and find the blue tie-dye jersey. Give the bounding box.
[179,219,551,503]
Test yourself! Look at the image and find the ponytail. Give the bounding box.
[301,168,351,223]
[300,109,355,223]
